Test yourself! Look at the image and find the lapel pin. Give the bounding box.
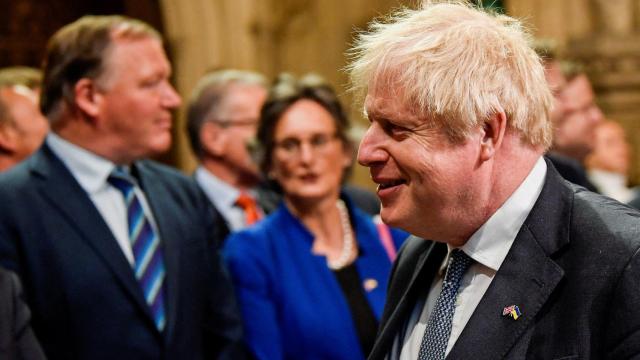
[363,278,378,292]
[502,305,521,320]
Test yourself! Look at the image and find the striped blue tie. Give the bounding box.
[418,249,473,360]
[108,167,166,331]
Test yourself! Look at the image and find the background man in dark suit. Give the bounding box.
[0,267,45,360]
[187,69,270,231]
[0,15,243,359]
[349,2,640,359]
[536,47,602,192]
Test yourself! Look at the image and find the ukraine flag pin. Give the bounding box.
[502,305,522,320]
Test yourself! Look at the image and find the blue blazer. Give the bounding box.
[0,144,244,360]
[224,199,407,360]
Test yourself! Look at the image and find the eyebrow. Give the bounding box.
[364,106,386,119]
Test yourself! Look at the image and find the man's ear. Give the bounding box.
[480,111,507,161]
[0,124,17,154]
[74,78,101,119]
[200,121,226,157]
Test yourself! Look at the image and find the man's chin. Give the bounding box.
[144,139,172,159]
[379,207,402,228]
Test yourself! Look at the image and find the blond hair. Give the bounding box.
[348,1,553,148]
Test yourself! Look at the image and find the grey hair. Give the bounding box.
[348,0,553,148]
[186,69,267,157]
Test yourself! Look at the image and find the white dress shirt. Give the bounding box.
[395,157,547,360]
[46,133,161,266]
[194,166,261,232]
[587,169,636,203]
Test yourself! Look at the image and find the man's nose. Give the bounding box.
[163,83,182,109]
[357,123,386,167]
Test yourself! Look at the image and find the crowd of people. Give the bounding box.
[0,2,639,360]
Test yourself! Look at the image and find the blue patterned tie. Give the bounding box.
[108,167,166,331]
[418,249,473,360]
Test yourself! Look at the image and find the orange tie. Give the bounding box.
[235,192,262,225]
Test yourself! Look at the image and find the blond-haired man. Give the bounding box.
[350,2,640,359]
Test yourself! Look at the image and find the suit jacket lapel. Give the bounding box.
[135,162,180,341]
[370,239,447,360]
[31,146,156,327]
[447,161,572,359]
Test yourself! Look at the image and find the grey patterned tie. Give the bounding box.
[418,249,473,360]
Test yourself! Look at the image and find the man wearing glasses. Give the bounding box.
[187,69,269,232]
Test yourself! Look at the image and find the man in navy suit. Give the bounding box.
[349,2,640,359]
[0,15,243,359]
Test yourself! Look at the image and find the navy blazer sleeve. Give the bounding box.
[0,268,46,360]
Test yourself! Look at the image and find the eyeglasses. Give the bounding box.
[274,132,340,157]
[210,117,259,128]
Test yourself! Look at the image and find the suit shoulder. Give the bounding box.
[0,159,35,188]
[571,189,640,255]
[136,160,213,213]
[137,160,190,182]
[137,160,200,193]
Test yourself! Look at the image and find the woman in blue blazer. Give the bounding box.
[224,74,407,360]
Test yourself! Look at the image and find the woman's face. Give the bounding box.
[270,99,351,204]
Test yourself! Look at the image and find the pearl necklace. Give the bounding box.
[327,199,355,270]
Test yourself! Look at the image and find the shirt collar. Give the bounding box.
[46,133,117,194]
[459,156,547,271]
[194,166,244,210]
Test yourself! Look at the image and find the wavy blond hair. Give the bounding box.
[348,0,553,148]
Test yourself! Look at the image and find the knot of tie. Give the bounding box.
[443,249,473,286]
[235,192,261,225]
[108,167,136,194]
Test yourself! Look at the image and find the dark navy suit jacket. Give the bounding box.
[0,267,45,360]
[0,144,243,360]
[369,160,640,359]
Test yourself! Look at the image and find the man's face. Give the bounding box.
[587,121,630,175]
[554,74,603,161]
[0,87,49,165]
[94,36,181,163]
[358,85,483,243]
[212,84,267,178]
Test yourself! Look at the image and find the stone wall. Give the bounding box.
[508,0,640,183]
[160,0,640,185]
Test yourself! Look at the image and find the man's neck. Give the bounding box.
[200,158,258,191]
[446,139,544,247]
[53,121,132,165]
